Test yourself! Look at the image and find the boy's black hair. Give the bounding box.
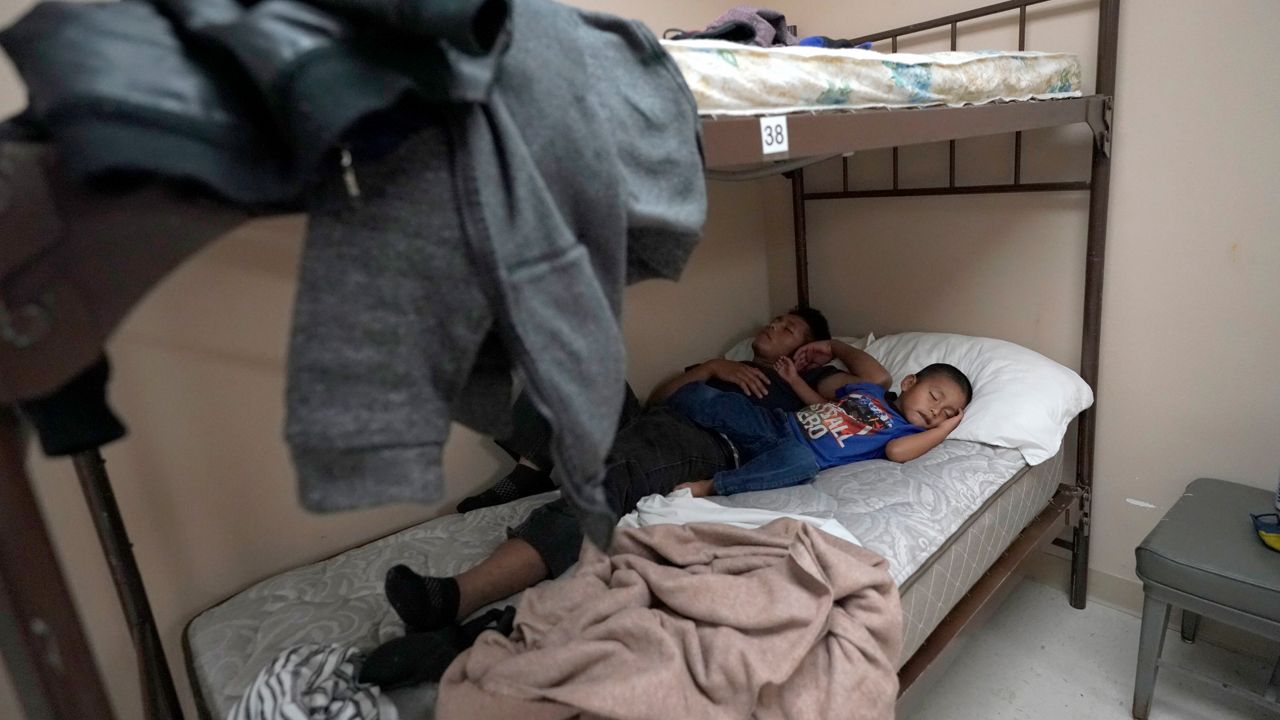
[788,305,832,342]
[916,363,973,405]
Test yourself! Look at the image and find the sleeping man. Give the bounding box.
[455,306,840,512]
[383,306,850,634]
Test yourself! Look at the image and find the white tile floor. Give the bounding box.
[905,580,1280,720]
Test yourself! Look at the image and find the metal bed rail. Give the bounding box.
[701,95,1110,172]
[784,0,1120,634]
[897,482,1082,708]
[842,0,1060,192]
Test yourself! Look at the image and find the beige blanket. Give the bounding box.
[437,518,902,720]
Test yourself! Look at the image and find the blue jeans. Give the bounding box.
[665,382,819,495]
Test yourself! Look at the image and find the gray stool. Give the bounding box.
[1133,477,1280,718]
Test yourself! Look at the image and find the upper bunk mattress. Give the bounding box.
[663,39,1082,116]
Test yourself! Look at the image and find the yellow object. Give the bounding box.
[1252,513,1280,552]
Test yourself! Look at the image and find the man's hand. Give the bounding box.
[648,356,772,405]
[792,340,833,371]
[773,356,800,383]
[704,359,770,399]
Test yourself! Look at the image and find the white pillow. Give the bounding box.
[864,332,1093,465]
[723,334,873,370]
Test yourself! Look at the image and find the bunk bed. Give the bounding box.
[691,0,1121,696]
[0,0,1119,718]
[688,0,1119,704]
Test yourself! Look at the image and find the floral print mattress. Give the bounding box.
[663,39,1082,115]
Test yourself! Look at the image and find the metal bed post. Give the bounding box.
[645,0,1123,704]
[72,448,185,719]
[0,407,117,720]
[1071,0,1120,610]
[771,0,1120,611]
[789,169,810,307]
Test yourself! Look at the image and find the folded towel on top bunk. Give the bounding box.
[436,518,902,720]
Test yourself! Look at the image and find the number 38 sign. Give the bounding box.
[759,116,789,155]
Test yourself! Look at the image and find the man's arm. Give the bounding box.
[648,358,770,405]
[884,411,964,463]
[793,340,892,399]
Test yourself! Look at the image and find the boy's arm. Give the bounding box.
[773,357,827,405]
[793,340,892,398]
[884,411,964,463]
[648,358,770,405]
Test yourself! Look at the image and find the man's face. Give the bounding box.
[896,374,967,429]
[751,314,812,361]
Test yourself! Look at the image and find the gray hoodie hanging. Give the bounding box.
[286,0,706,549]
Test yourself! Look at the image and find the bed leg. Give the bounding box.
[1069,515,1089,609]
[73,448,185,720]
[0,407,117,720]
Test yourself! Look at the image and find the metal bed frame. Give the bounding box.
[0,0,1119,717]
[699,0,1119,705]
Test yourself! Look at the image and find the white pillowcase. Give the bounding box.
[864,332,1093,465]
[723,334,873,369]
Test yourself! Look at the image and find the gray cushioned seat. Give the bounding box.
[1135,477,1280,623]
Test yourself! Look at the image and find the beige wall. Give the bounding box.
[0,2,767,718]
[3,0,1278,718]
[763,0,1280,600]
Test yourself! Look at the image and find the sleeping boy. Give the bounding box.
[664,338,971,497]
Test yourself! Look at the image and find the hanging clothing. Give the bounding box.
[1,0,706,546]
[287,0,705,547]
[15,357,126,457]
[0,0,505,206]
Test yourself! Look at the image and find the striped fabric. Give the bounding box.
[227,644,393,720]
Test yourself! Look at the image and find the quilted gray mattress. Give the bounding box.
[186,440,1061,718]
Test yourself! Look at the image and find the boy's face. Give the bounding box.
[896,374,967,429]
[750,314,812,361]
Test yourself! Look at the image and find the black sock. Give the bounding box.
[456,464,556,513]
[359,628,464,689]
[384,565,459,633]
[359,606,517,689]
